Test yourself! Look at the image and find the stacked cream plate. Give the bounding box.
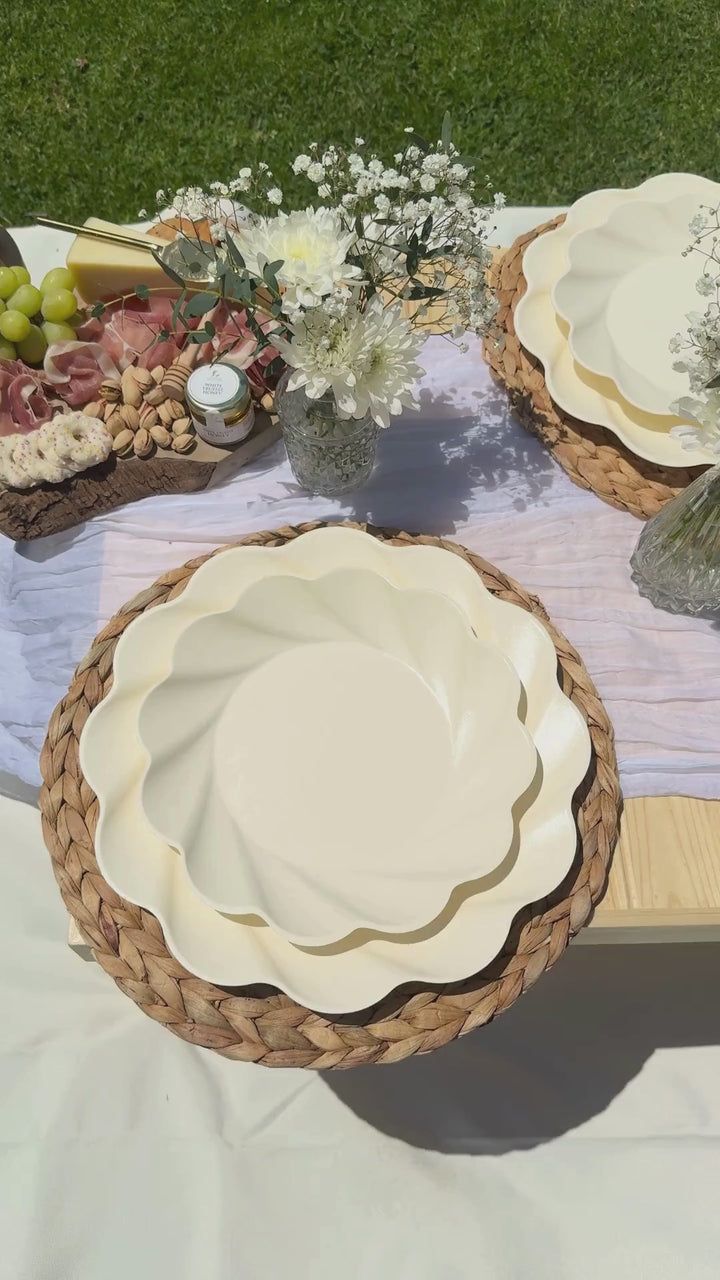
[80,526,591,1013]
[514,172,720,467]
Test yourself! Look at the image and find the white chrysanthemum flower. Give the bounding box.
[420,174,436,193]
[275,297,426,428]
[232,207,362,309]
[267,187,283,205]
[292,154,311,174]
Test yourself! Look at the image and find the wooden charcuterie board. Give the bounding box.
[0,412,280,541]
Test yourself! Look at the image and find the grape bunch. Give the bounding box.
[0,265,81,365]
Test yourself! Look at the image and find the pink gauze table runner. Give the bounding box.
[0,211,718,797]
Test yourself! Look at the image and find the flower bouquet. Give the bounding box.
[148,116,503,493]
[632,204,720,615]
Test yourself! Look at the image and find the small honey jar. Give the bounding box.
[185,362,255,447]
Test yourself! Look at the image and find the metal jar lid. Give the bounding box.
[186,362,252,421]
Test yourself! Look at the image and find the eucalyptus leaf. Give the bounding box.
[226,237,246,270]
[441,111,452,151]
[407,284,446,299]
[187,321,216,343]
[171,289,188,330]
[183,290,219,318]
[706,371,720,389]
[223,270,252,304]
[408,132,429,152]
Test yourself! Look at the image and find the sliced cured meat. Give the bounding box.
[43,342,123,408]
[99,296,185,370]
[197,301,282,393]
[0,360,55,436]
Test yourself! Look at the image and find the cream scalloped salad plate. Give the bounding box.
[80,527,591,1013]
[137,567,536,945]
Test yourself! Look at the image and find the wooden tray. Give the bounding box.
[0,414,280,542]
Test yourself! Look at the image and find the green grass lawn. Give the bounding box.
[4,0,720,226]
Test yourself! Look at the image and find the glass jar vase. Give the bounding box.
[630,464,720,616]
[276,371,379,496]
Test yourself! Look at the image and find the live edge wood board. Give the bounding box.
[0,413,280,542]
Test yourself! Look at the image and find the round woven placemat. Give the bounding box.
[483,217,705,520]
[39,521,621,1068]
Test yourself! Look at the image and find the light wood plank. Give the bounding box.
[588,796,720,937]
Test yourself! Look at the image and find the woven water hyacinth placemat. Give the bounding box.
[483,217,704,521]
[39,521,621,1069]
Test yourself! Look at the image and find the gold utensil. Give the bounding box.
[30,215,160,252]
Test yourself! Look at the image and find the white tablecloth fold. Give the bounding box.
[0,213,718,799]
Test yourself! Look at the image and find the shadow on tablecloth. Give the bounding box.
[324,943,720,1154]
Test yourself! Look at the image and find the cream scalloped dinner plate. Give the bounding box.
[554,193,710,416]
[137,567,536,945]
[514,172,720,467]
[80,527,591,1013]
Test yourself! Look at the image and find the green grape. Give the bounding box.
[0,268,17,301]
[0,309,31,343]
[0,339,16,361]
[40,266,76,295]
[16,324,48,366]
[10,266,31,287]
[41,320,77,344]
[41,288,77,323]
[7,284,43,318]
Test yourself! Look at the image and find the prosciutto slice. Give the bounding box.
[0,360,55,436]
[197,301,282,394]
[43,342,123,408]
[99,296,186,370]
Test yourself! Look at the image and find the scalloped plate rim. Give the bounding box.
[553,191,712,415]
[79,527,592,1013]
[514,172,719,467]
[135,565,537,944]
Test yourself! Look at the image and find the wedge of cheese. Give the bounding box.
[67,218,180,303]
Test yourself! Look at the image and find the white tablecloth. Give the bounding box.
[1,209,719,799]
[2,793,719,1279]
[2,212,720,1278]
